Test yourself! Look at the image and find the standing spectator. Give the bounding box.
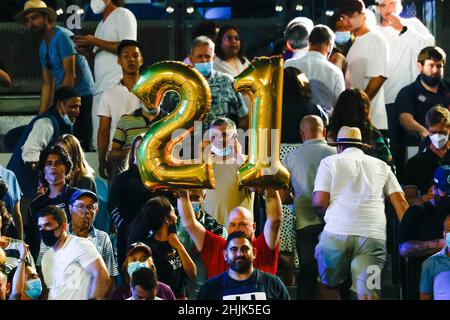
[73,0,137,150]
[339,0,390,131]
[281,68,329,144]
[56,134,96,192]
[183,20,218,66]
[280,115,337,300]
[374,0,434,140]
[420,215,450,300]
[38,205,109,300]
[28,145,79,261]
[97,40,144,183]
[7,87,80,203]
[127,197,197,299]
[36,189,118,295]
[0,165,23,240]
[197,231,290,300]
[286,25,345,113]
[109,241,176,300]
[328,14,353,72]
[213,25,250,78]
[177,188,282,279]
[284,17,314,62]
[403,106,450,205]
[313,126,408,300]
[397,46,449,141]
[399,166,450,299]
[15,0,95,151]
[327,88,392,165]
[204,118,253,225]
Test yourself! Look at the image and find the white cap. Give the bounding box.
[285,17,314,35]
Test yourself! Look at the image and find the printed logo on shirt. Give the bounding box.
[418,95,427,102]
[223,292,267,300]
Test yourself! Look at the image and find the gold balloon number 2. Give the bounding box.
[134,57,290,190]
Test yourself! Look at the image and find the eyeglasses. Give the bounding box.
[223,35,241,41]
[71,203,97,212]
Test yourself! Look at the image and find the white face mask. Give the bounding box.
[211,145,232,157]
[91,0,109,14]
[430,133,449,149]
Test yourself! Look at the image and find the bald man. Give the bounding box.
[177,189,282,279]
[280,115,337,300]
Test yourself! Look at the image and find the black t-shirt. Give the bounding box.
[197,269,290,300]
[396,76,450,127]
[403,146,450,194]
[146,236,186,299]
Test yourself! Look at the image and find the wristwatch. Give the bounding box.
[399,26,408,36]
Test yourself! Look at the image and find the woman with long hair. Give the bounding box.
[56,134,96,192]
[213,25,250,77]
[328,88,392,164]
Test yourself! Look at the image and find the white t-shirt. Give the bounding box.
[314,148,403,241]
[375,18,434,104]
[345,30,389,129]
[97,81,142,150]
[22,118,54,162]
[284,51,345,111]
[93,7,137,95]
[41,235,102,300]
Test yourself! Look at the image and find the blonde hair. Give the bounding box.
[56,134,95,186]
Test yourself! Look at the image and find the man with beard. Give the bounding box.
[197,231,289,300]
[97,40,144,183]
[36,190,118,296]
[15,0,94,151]
[399,165,450,300]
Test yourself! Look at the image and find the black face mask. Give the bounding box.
[167,223,177,235]
[40,226,62,247]
[421,73,441,87]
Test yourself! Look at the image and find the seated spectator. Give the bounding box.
[177,188,282,280]
[327,88,392,165]
[109,134,175,269]
[0,199,35,279]
[197,231,290,300]
[403,106,450,205]
[36,189,118,296]
[177,189,227,299]
[127,197,197,299]
[127,267,162,300]
[56,134,97,192]
[399,165,450,299]
[27,145,79,261]
[9,241,42,300]
[280,115,337,300]
[313,126,408,300]
[0,164,23,240]
[420,214,450,300]
[109,242,176,300]
[0,264,9,300]
[38,205,109,300]
[281,67,329,144]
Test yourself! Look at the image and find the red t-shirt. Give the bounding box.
[200,230,279,279]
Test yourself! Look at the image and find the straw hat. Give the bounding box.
[15,0,57,25]
[329,126,372,148]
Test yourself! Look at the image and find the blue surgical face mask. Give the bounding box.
[62,114,73,126]
[211,145,232,157]
[25,278,42,300]
[127,261,149,278]
[194,61,213,77]
[446,233,450,247]
[191,201,201,214]
[335,31,351,45]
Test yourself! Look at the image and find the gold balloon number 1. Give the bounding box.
[133,57,290,190]
[235,56,290,189]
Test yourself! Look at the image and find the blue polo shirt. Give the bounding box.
[39,26,94,96]
[396,76,450,127]
[420,247,450,300]
[0,165,22,213]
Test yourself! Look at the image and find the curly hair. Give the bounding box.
[215,25,246,64]
[328,88,373,142]
[37,145,73,187]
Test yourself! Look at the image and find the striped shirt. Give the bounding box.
[161,69,247,131]
[36,225,119,277]
[113,108,168,148]
[3,237,35,276]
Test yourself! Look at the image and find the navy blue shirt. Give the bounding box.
[396,76,450,126]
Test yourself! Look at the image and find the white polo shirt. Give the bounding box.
[314,148,403,241]
[42,235,102,300]
[284,51,345,111]
[345,30,389,130]
[97,81,142,150]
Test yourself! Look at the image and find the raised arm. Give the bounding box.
[177,190,206,252]
[263,189,282,250]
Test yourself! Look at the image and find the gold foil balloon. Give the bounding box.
[234,56,290,189]
[133,61,215,190]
